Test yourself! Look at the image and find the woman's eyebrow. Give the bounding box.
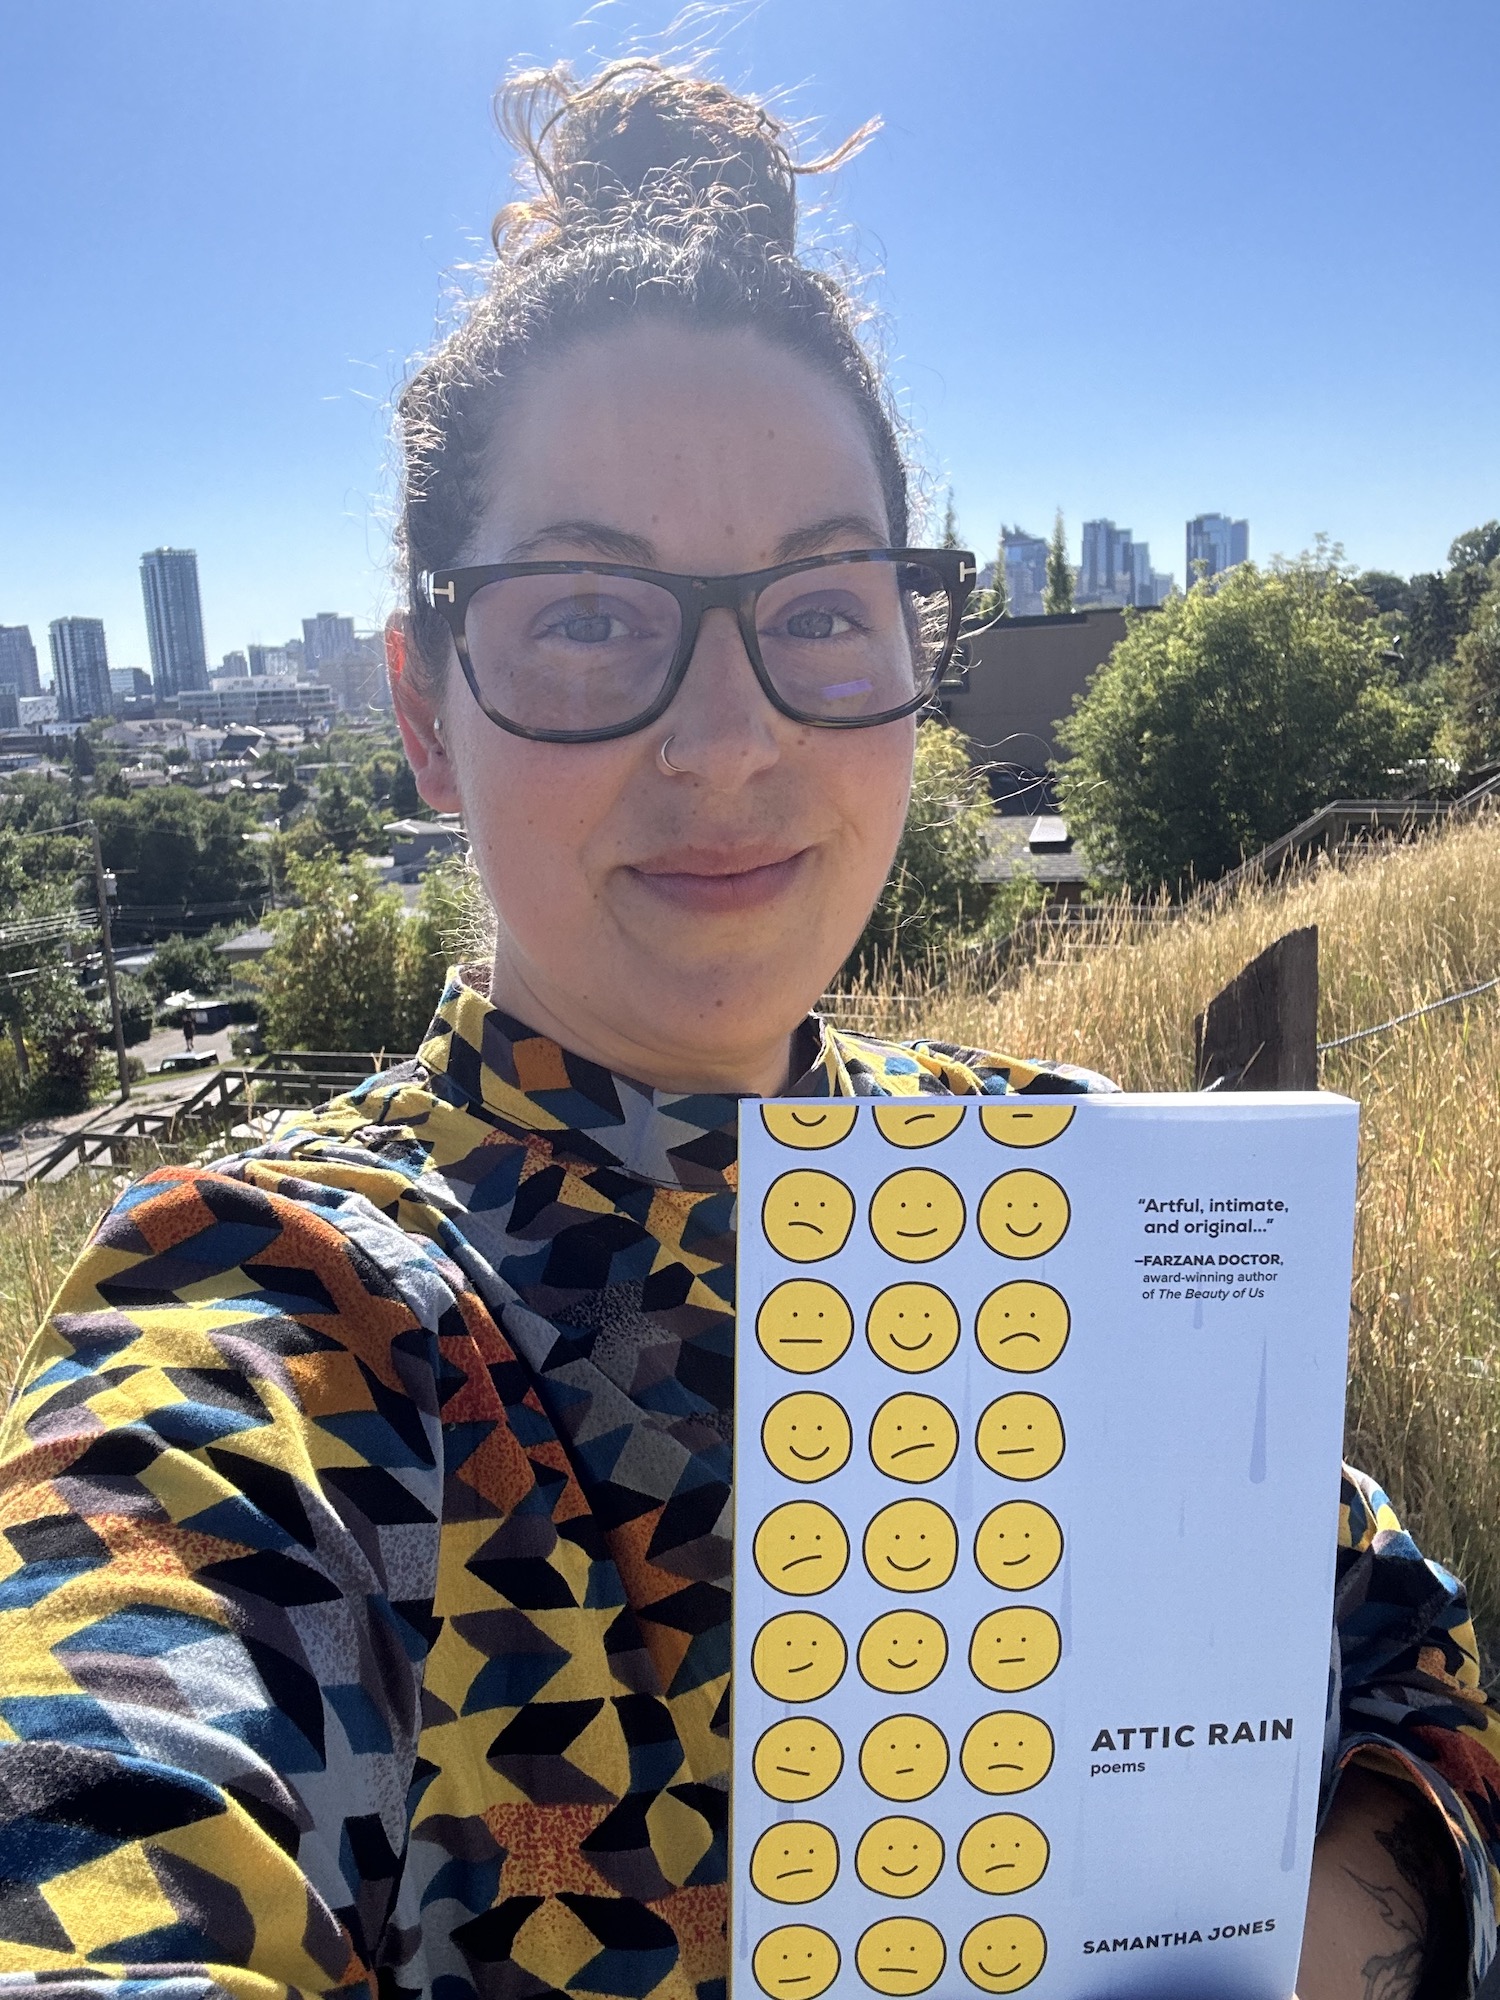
[502,520,659,563]
[772,515,890,561]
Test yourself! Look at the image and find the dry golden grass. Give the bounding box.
[4,816,1499,1655]
[844,807,1500,1659]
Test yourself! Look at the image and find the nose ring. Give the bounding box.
[658,734,684,776]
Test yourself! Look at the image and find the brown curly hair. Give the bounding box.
[395,58,907,686]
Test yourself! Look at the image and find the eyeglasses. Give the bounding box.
[421,547,978,744]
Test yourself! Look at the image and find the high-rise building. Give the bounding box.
[140,547,210,695]
[218,651,248,680]
[0,625,42,698]
[1001,527,1050,618]
[109,667,154,703]
[1186,514,1249,585]
[1078,522,1175,608]
[49,617,113,721]
[302,612,357,677]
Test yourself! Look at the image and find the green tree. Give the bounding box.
[848,718,992,972]
[315,771,379,859]
[1446,568,1500,770]
[389,760,421,818]
[940,490,959,550]
[25,967,101,1113]
[257,853,407,1051]
[989,532,1008,620]
[114,974,155,1045]
[1044,511,1073,616]
[393,857,488,1047]
[1057,556,1433,889]
[95,787,268,919]
[144,933,229,1000]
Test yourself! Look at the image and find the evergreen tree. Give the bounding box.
[990,531,1009,619]
[940,490,959,549]
[1044,510,1073,616]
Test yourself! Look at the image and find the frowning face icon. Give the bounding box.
[762,1171,856,1262]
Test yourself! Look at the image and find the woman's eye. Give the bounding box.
[773,599,866,643]
[557,612,618,643]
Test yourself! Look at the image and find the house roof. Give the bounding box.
[977,815,1093,886]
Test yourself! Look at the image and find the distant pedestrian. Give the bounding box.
[182,1013,195,1053]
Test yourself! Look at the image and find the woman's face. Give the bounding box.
[394,323,915,1094]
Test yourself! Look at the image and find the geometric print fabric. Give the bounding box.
[0,971,1496,2000]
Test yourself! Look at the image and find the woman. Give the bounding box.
[0,60,1494,2000]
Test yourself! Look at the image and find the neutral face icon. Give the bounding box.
[756,1281,854,1374]
[868,1393,959,1482]
[857,1609,948,1695]
[753,1717,846,1803]
[872,1102,966,1149]
[863,1499,959,1592]
[869,1169,966,1262]
[750,1822,840,1904]
[859,1714,950,1801]
[974,1501,1064,1591]
[960,1712,1055,1795]
[752,1924,841,2000]
[752,1611,847,1701]
[865,1284,961,1373]
[855,1917,946,1996]
[855,1816,944,1897]
[957,1814,1050,1895]
[979,1102,1075,1149]
[959,1916,1048,1993]
[978,1170,1070,1260]
[975,1282,1071,1373]
[762,1170,857,1262]
[975,1393,1066,1481]
[762,1103,859,1150]
[762,1392,853,1483]
[968,1608,1062,1694]
[755,1501,849,1595]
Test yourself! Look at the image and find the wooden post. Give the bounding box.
[1194,926,1319,1090]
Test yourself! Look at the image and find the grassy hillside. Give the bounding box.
[849,808,1500,1658]
[4,811,1499,1654]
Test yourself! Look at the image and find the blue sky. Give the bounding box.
[3,0,1497,677]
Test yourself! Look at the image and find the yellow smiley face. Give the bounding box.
[959,1916,1047,1993]
[750,1822,840,1904]
[869,1169,966,1263]
[871,1102,967,1149]
[858,1609,948,1694]
[968,1608,1062,1694]
[753,1718,845,1803]
[762,1393,853,1484]
[753,1925,841,2000]
[756,1281,854,1374]
[957,1814,1050,1895]
[862,1499,958,1592]
[974,1501,1064,1592]
[754,1501,849,1596]
[978,1171,1070,1260]
[858,1714,950,1801]
[975,1393,1066,1482]
[865,1284,960,1373]
[855,1816,944,1898]
[762,1171,857,1263]
[762,1103,859,1150]
[752,1612,847,1701]
[960,1711,1055,1795]
[856,1917,946,1997]
[979,1102,1075,1149]
[975,1282,1071,1373]
[868,1393,959,1482]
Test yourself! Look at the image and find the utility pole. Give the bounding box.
[88,820,130,1102]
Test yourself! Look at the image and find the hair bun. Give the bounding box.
[495,59,875,257]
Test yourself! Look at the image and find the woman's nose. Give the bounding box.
[657,605,786,777]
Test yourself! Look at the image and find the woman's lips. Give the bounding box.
[626,850,808,913]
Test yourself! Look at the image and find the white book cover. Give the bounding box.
[732,1092,1359,2000]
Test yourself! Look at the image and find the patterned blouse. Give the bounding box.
[1,973,1497,2000]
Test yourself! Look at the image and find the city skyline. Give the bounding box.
[3,0,1496,666]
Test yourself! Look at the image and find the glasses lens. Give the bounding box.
[463,571,683,735]
[753,558,951,722]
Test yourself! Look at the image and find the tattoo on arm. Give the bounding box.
[1344,1804,1463,2000]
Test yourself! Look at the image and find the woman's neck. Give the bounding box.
[486,949,799,1098]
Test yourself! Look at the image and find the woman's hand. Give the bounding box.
[1296,1767,1463,2000]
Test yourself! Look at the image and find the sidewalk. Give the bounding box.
[0,1023,239,1186]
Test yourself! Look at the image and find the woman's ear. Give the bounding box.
[388,613,463,813]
